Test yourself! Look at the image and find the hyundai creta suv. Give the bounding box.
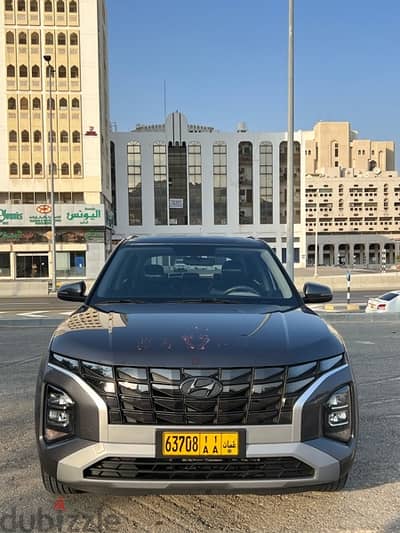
[35,235,358,494]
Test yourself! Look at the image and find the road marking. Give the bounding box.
[355,340,375,345]
[59,311,73,315]
[18,310,48,319]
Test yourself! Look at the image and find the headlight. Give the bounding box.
[44,384,75,442]
[48,353,119,422]
[324,385,353,443]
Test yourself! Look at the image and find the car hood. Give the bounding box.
[50,303,345,367]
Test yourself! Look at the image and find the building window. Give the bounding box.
[70,65,79,78]
[153,143,167,225]
[69,0,77,13]
[71,98,79,108]
[31,32,39,45]
[10,163,18,175]
[47,97,55,110]
[73,163,81,175]
[6,31,14,44]
[30,0,38,11]
[58,65,66,77]
[34,163,42,175]
[20,97,28,110]
[213,142,227,224]
[127,141,142,226]
[168,142,188,225]
[260,141,273,224]
[8,97,16,110]
[44,0,52,12]
[7,65,15,77]
[22,163,30,175]
[59,97,67,109]
[18,32,27,44]
[32,97,41,109]
[19,64,28,77]
[57,32,66,45]
[72,131,80,143]
[5,0,13,11]
[188,143,202,225]
[17,0,25,11]
[238,141,253,224]
[56,0,64,12]
[60,130,68,143]
[334,142,339,158]
[45,32,53,45]
[56,251,86,278]
[33,130,41,142]
[21,130,29,142]
[279,141,301,224]
[31,64,40,78]
[16,254,49,278]
[0,253,11,277]
[9,130,17,142]
[61,163,69,175]
[70,32,78,45]
[334,161,339,167]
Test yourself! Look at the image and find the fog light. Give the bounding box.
[324,385,352,442]
[48,409,70,426]
[44,385,75,442]
[328,410,348,426]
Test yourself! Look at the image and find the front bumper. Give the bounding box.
[36,361,357,494]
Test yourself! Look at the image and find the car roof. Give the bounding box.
[123,235,267,248]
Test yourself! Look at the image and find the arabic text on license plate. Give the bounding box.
[161,432,240,457]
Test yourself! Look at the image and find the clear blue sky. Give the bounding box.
[106,0,400,167]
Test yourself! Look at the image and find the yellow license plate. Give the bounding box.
[160,432,241,457]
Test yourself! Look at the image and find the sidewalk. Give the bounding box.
[295,266,400,292]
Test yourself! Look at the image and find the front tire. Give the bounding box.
[41,467,79,494]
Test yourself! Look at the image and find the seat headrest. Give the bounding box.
[221,260,243,274]
[144,264,164,276]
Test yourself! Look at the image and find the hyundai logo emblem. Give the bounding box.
[180,377,223,399]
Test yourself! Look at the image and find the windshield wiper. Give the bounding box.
[94,298,147,304]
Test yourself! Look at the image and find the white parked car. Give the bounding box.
[365,291,400,313]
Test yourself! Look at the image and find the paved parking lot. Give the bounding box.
[0,314,399,532]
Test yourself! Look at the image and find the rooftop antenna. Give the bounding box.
[163,80,167,119]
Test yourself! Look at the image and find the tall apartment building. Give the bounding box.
[111,111,306,266]
[304,122,399,267]
[0,0,111,293]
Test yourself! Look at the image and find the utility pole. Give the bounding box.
[286,0,295,279]
[44,55,57,293]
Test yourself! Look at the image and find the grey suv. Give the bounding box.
[35,235,357,494]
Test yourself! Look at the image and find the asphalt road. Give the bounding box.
[0,314,399,532]
[0,290,387,320]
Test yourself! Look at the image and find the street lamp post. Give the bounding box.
[43,55,57,293]
[286,0,295,280]
[314,210,318,277]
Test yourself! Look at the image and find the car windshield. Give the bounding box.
[90,244,300,308]
[379,292,399,302]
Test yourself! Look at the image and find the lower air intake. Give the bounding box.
[84,457,314,481]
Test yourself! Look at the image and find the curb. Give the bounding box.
[0,318,62,327]
[322,303,365,313]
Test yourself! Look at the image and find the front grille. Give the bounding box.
[50,353,345,425]
[84,457,314,481]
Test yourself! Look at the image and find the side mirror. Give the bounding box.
[57,281,86,302]
[303,282,333,304]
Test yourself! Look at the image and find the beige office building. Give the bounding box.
[0,0,111,294]
[304,122,399,267]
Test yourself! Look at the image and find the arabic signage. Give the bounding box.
[0,204,105,227]
[0,228,105,244]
